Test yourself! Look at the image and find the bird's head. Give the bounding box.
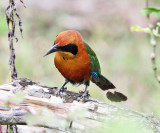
[44,30,85,57]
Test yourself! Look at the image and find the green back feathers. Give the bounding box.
[84,42,101,74]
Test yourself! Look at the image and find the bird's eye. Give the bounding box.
[56,35,58,37]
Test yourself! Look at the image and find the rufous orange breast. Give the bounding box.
[54,50,90,83]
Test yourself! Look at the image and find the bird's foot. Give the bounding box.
[77,91,89,101]
[56,87,67,97]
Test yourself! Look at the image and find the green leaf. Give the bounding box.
[141,8,160,18]
[131,25,151,33]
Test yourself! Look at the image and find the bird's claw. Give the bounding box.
[77,95,87,102]
[77,91,89,101]
[56,87,67,97]
[56,89,62,97]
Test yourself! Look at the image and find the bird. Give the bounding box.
[44,30,127,102]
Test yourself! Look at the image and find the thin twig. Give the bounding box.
[146,0,160,83]
[5,0,24,81]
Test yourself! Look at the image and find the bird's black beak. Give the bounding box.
[44,44,59,57]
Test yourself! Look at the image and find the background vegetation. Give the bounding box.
[0,0,160,119]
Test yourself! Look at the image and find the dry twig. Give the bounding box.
[5,0,24,81]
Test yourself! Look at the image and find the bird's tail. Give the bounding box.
[91,73,127,102]
[91,73,116,90]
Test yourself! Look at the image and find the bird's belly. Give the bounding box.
[54,56,90,83]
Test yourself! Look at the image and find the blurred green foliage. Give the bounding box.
[0,0,160,121]
[93,119,154,133]
[11,90,25,103]
[0,8,8,35]
[131,25,150,33]
[141,8,160,18]
[0,17,7,35]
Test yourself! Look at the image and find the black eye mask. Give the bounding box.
[59,44,78,55]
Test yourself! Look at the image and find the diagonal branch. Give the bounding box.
[0,78,160,132]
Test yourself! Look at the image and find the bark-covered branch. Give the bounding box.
[0,78,160,133]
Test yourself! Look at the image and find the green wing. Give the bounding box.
[84,42,115,91]
[84,42,101,74]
